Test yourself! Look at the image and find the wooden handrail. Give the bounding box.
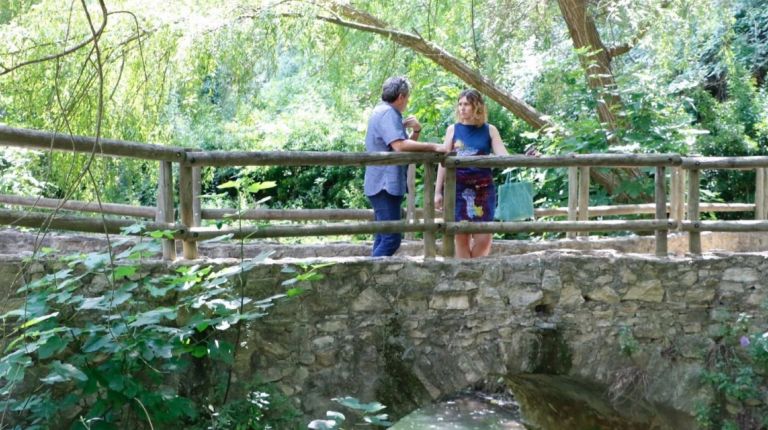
[0,125,186,162]
[0,194,156,218]
[445,153,682,168]
[6,125,768,258]
[0,208,179,235]
[184,150,445,167]
[681,157,768,169]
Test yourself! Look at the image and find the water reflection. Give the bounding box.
[390,393,526,430]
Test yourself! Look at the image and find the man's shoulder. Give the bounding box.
[371,102,396,117]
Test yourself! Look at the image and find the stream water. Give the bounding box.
[389,391,526,430]
[389,374,692,429]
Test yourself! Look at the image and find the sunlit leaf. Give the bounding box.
[21,312,59,329]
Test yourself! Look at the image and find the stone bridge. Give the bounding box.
[3,229,768,429]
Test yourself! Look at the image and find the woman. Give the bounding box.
[435,89,509,259]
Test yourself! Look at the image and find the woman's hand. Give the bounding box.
[524,144,540,157]
[434,193,443,211]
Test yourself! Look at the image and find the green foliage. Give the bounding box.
[0,228,309,429]
[2,0,768,223]
[200,385,301,430]
[697,312,768,429]
[618,326,640,357]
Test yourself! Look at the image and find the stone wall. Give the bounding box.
[232,250,768,428]
[3,228,768,428]
[4,227,768,260]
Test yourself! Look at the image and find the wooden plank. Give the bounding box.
[763,168,768,219]
[688,169,701,254]
[179,165,198,259]
[202,208,376,221]
[578,166,590,237]
[443,220,675,234]
[681,220,768,232]
[655,166,668,257]
[0,208,178,235]
[422,162,436,259]
[157,161,176,260]
[669,167,680,222]
[405,164,416,241]
[534,202,753,218]
[567,167,578,239]
[192,166,202,227]
[184,150,444,167]
[443,166,457,258]
[186,220,441,240]
[0,125,185,161]
[0,193,156,218]
[445,153,682,168]
[681,156,768,169]
[756,168,763,219]
[680,169,687,223]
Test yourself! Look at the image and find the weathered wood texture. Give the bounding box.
[0,125,185,161]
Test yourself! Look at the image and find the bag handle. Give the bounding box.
[501,167,519,184]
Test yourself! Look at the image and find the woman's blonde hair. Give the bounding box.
[455,89,488,125]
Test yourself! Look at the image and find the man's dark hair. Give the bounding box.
[381,76,410,103]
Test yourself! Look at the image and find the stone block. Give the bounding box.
[722,267,759,283]
[594,274,613,286]
[685,288,715,303]
[586,286,620,304]
[315,349,337,367]
[559,284,585,306]
[317,319,347,333]
[718,281,745,295]
[311,336,336,351]
[623,279,664,302]
[429,294,470,310]
[678,270,698,287]
[508,289,544,309]
[351,287,391,312]
[541,269,562,292]
[435,280,477,292]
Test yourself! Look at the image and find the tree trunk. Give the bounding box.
[557,0,626,141]
[314,3,553,131]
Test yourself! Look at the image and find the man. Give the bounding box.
[364,76,446,257]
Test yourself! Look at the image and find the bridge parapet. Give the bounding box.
[2,246,767,428]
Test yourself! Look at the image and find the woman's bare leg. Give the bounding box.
[455,234,472,259]
[470,233,493,258]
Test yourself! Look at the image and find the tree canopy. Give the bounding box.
[1,0,767,209]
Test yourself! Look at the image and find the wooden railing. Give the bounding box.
[2,125,768,260]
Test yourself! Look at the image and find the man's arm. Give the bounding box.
[390,138,444,152]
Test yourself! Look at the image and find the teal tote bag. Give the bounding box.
[495,173,534,221]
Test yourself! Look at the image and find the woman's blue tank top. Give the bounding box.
[453,123,492,177]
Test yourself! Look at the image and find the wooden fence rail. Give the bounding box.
[3,125,768,259]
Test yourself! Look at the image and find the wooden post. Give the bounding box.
[405,164,416,241]
[422,162,436,259]
[670,167,680,222]
[763,168,768,219]
[679,168,687,224]
[443,166,456,258]
[179,164,198,259]
[578,166,590,237]
[688,169,701,254]
[655,166,667,257]
[157,161,176,260]
[192,166,202,227]
[756,168,766,220]
[567,167,578,239]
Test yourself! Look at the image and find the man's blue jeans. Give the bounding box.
[368,190,404,257]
